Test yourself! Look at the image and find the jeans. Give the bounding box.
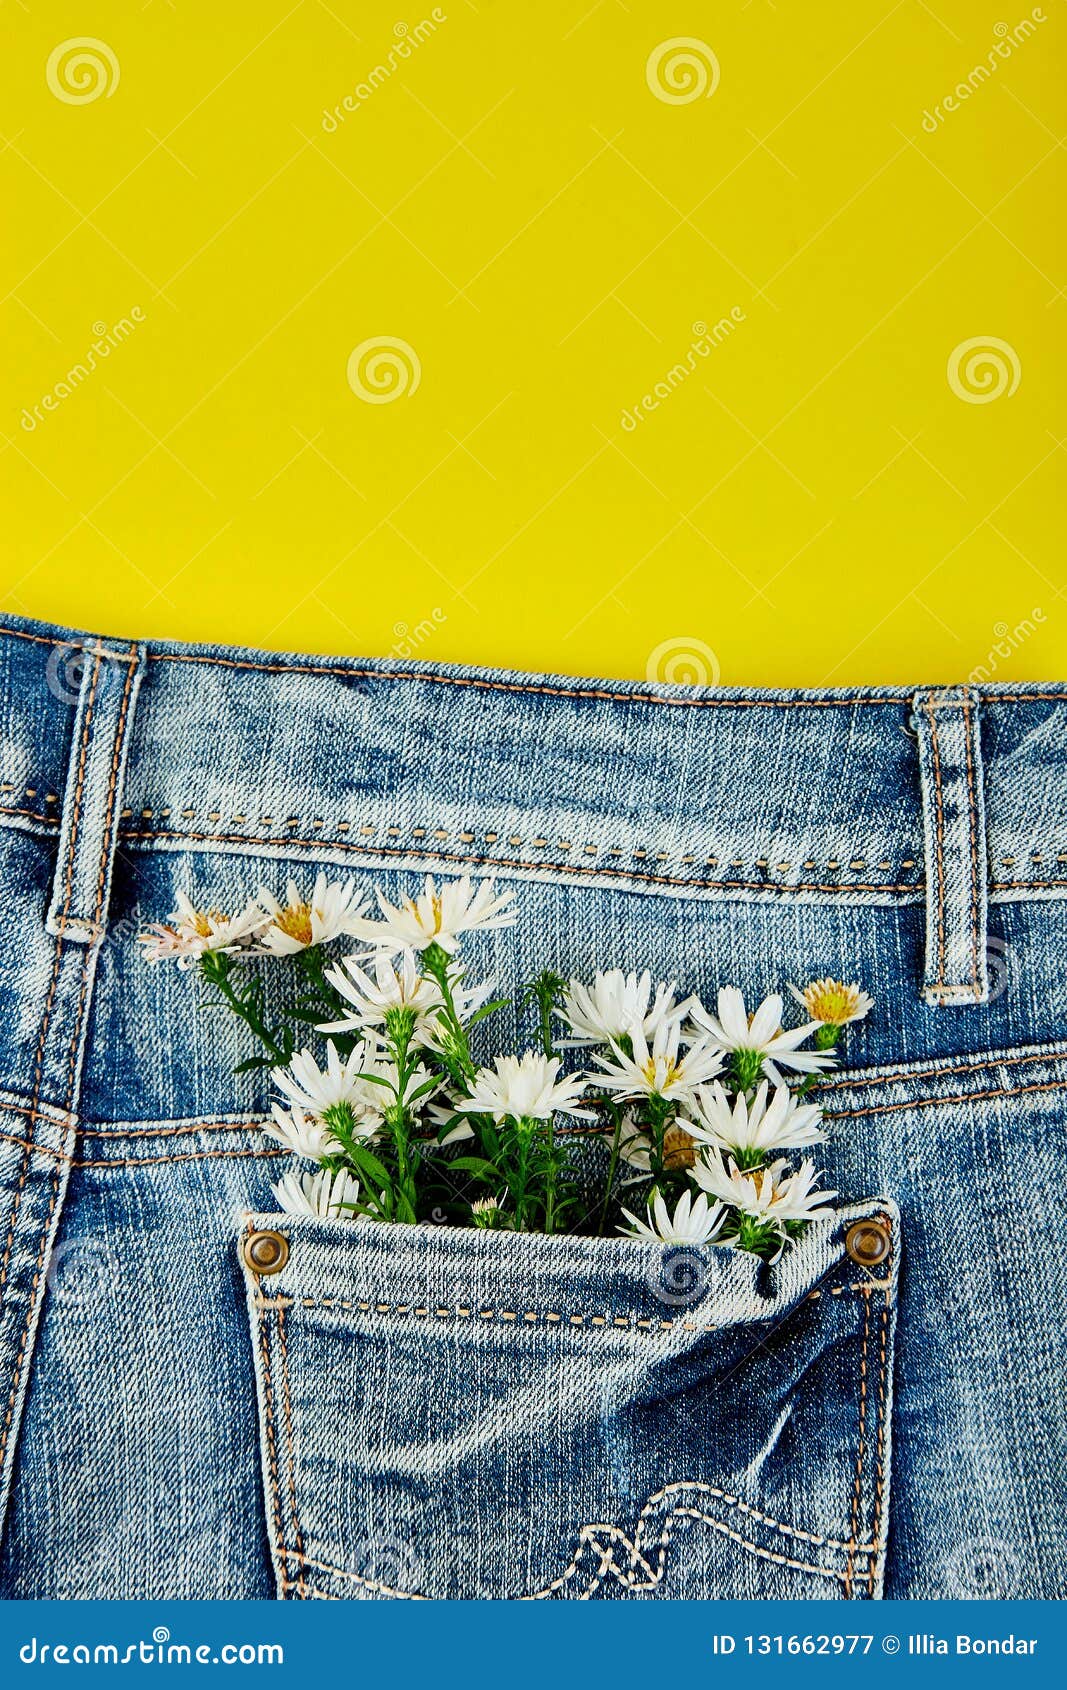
[0,612,1063,1600]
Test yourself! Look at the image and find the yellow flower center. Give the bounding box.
[406,892,443,934]
[662,1126,695,1171]
[803,980,859,1023]
[276,902,313,944]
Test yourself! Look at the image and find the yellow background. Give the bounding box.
[2,0,1064,686]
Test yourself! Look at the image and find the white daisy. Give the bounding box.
[139,890,266,968]
[679,1081,826,1166]
[354,874,514,955]
[619,1189,725,1246]
[272,1042,392,1129]
[471,1195,505,1228]
[687,986,834,1085]
[320,949,442,1034]
[273,1165,361,1220]
[264,1104,339,1162]
[788,978,874,1028]
[693,1154,837,1223]
[457,1052,593,1123]
[557,969,680,1047]
[255,874,366,955]
[612,1114,698,1175]
[594,1020,723,1107]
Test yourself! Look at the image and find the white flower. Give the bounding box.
[457,1052,594,1123]
[264,1104,339,1162]
[788,978,874,1028]
[557,969,680,1047]
[354,874,514,955]
[273,1165,361,1220]
[138,891,265,968]
[611,1114,698,1176]
[594,1020,722,1107]
[321,949,442,1033]
[693,1154,837,1223]
[255,874,366,955]
[272,1042,391,1130]
[688,987,834,1084]
[620,1189,724,1246]
[679,1081,826,1164]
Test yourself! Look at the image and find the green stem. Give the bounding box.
[421,943,476,1082]
[200,953,288,1064]
[597,1104,624,1237]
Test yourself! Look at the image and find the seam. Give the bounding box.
[117,827,922,896]
[0,646,109,1483]
[844,1286,871,1599]
[0,1132,285,1167]
[826,1075,1067,1119]
[256,1282,874,1335]
[0,804,59,828]
[0,651,101,1318]
[961,696,981,997]
[78,1120,268,1139]
[273,1304,307,1599]
[868,1298,891,1598]
[254,1292,287,1591]
[923,694,948,992]
[828,1046,1067,1094]
[993,876,1067,890]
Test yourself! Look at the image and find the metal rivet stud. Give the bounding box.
[243,1230,289,1275]
[845,1218,891,1268]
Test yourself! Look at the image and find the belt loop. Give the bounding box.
[45,638,144,946]
[912,685,989,1006]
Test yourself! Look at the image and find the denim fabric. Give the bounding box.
[0,612,1064,1601]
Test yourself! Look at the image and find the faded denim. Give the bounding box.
[0,613,1063,1601]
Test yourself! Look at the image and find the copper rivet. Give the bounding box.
[244,1230,289,1275]
[845,1218,891,1268]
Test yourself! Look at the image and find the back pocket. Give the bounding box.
[239,1200,898,1600]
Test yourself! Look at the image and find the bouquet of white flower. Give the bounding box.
[141,873,872,1257]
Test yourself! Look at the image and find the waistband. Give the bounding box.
[1,613,1065,922]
